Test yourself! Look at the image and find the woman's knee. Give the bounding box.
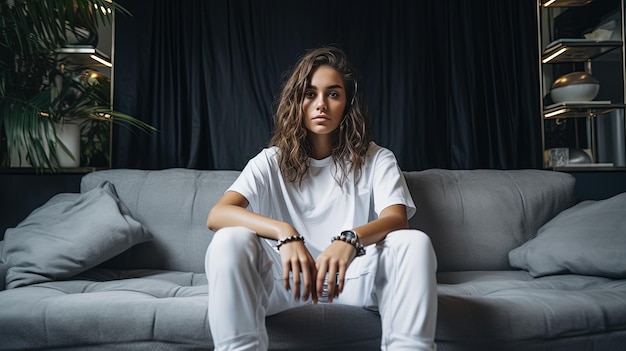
[385,229,437,266]
[206,226,258,268]
[386,229,432,248]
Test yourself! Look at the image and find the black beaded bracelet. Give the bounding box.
[331,230,366,257]
[276,235,305,250]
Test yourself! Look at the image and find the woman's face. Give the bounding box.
[302,65,347,137]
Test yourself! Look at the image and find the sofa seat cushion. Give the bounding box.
[436,271,626,345]
[0,268,382,350]
[0,269,211,350]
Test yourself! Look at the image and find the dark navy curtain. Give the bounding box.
[112,0,540,171]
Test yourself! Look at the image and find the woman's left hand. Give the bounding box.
[315,241,357,302]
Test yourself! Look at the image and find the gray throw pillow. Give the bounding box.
[509,192,626,278]
[2,181,152,289]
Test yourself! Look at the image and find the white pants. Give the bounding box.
[206,227,438,351]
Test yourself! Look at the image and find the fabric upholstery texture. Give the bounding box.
[509,192,626,278]
[0,269,212,349]
[436,271,626,340]
[2,181,152,289]
[1,168,625,350]
[0,268,381,350]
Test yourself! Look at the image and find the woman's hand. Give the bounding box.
[315,240,356,302]
[279,240,318,303]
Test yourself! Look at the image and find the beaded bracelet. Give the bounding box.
[331,230,366,257]
[276,235,305,250]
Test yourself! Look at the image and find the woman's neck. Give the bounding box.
[308,134,333,160]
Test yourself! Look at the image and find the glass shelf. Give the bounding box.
[543,102,626,119]
[56,46,112,67]
[542,39,622,63]
[541,0,592,7]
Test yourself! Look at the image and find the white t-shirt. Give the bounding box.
[228,142,416,257]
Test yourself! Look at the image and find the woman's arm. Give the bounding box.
[207,191,297,241]
[353,204,409,246]
[315,204,408,302]
[206,190,318,303]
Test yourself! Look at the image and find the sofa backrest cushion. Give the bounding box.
[81,169,239,273]
[404,169,576,271]
[81,168,576,273]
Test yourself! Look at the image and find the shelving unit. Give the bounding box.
[53,15,115,169]
[538,0,626,168]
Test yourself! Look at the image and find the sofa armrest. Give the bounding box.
[0,262,8,291]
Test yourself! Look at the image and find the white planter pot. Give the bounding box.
[54,122,81,168]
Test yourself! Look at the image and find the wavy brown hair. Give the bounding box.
[269,46,371,186]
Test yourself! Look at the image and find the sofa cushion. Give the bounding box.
[436,270,626,345]
[509,192,626,278]
[404,169,577,271]
[0,269,211,349]
[2,181,152,289]
[80,169,240,273]
[0,268,382,350]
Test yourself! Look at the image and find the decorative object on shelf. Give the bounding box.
[0,0,155,172]
[584,13,621,41]
[550,71,600,103]
[545,147,594,167]
[546,148,569,167]
[568,148,592,164]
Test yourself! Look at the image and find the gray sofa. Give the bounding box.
[1,168,625,350]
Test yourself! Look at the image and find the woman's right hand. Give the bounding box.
[279,240,318,303]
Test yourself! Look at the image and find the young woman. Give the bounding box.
[205,46,437,350]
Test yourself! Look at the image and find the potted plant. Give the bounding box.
[51,65,155,168]
[0,0,155,171]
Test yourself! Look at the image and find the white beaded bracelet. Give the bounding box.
[276,235,305,250]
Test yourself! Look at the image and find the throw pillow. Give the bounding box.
[2,181,152,288]
[509,192,626,278]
